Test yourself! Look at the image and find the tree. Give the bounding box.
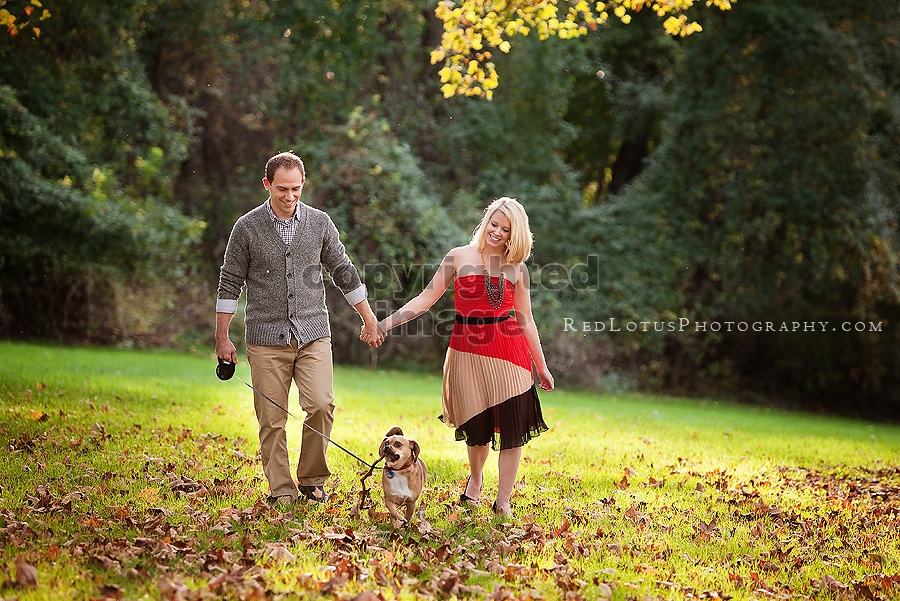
[0,85,202,340]
[578,0,900,416]
[0,0,51,37]
[302,104,467,367]
[430,0,735,98]
[0,0,204,342]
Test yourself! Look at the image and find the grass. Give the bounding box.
[1,340,899,600]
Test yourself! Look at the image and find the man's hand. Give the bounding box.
[360,320,384,349]
[353,299,385,349]
[217,337,238,364]
[215,312,238,363]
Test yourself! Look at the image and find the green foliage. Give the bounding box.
[431,34,580,195]
[302,103,466,367]
[0,83,202,340]
[582,0,900,415]
[0,0,205,342]
[561,11,682,202]
[1,0,899,416]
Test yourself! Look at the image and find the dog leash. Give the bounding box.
[217,359,383,471]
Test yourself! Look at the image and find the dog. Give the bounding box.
[379,426,426,527]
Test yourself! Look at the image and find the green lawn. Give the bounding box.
[1,341,898,600]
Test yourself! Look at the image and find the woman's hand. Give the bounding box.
[360,320,384,348]
[537,366,555,391]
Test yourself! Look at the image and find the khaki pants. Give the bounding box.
[247,337,334,500]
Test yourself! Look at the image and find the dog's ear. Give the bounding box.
[385,425,404,437]
[409,439,420,462]
[379,438,389,457]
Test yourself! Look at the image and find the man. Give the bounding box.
[216,151,381,506]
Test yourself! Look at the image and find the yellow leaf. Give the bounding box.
[30,410,46,421]
[663,15,684,35]
[139,487,160,501]
[31,26,39,37]
[31,0,44,6]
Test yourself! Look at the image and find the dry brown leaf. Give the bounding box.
[485,560,505,575]
[266,544,296,563]
[97,583,124,600]
[15,557,38,587]
[156,576,187,599]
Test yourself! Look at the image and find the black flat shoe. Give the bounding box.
[299,485,329,503]
[459,476,480,505]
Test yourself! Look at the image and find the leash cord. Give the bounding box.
[234,375,383,471]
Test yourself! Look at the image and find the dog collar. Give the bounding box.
[385,459,416,477]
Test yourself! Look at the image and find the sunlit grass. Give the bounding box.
[1,340,899,600]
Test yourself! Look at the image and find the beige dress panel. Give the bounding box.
[441,347,534,428]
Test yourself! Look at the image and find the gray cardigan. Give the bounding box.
[216,200,367,346]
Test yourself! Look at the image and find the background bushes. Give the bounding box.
[1,0,898,418]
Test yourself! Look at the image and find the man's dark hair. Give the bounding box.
[265,152,306,182]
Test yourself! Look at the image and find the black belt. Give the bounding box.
[455,314,511,325]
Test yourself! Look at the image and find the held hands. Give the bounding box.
[360,320,387,349]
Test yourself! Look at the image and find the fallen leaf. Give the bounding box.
[98,583,124,599]
[15,557,38,587]
[266,544,296,563]
[695,517,720,537]
[596,582,613,598]
[157,576,187,598]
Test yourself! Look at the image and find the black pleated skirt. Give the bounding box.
[452,385,548,451]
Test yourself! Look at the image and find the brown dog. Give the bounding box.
[379,426,427,527]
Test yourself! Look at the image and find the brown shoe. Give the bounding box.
[267,495,296,511]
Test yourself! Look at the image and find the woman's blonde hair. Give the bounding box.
[470,197,534,264]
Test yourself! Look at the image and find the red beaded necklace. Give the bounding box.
[482,250,505,310]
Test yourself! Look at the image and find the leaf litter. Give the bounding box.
[1,398,899,600]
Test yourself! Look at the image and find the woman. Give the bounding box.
[378,197,553,517]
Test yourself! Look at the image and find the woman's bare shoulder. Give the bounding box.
[447,245,481,277]
[445,244,479,263]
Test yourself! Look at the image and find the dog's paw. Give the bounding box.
[390,517,409,529]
